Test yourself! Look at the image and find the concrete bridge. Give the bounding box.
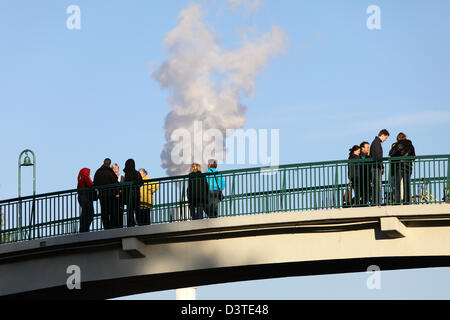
[1,155,449,299]
[2,203,450,299]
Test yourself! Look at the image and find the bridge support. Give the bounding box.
[122,237,146,258]
[380,217,407,238]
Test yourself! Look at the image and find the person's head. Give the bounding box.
[349,145,361,156]
[378,129,390,142]
[78,168,91,183]
[103,158,112,167]
[78,168,90,178]
[360,142,370,154]
[111,163,119,175]
[124,159,136,173]
[139,168,147,178]
[397,132,407,142]
[208,159,218,169]
[190,163,202,173]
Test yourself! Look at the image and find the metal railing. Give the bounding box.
[1,154,449,244]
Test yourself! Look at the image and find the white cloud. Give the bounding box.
[227,0,261,11]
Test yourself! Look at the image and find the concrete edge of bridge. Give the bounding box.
[1,204,449,258]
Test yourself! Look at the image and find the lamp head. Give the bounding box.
[21,154,33,167]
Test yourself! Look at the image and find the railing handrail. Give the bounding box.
[1,154,449,204]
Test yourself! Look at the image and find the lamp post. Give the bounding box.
[18,150,36,240]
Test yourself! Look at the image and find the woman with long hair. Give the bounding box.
[123,159,143,227]
[187,163,210,220]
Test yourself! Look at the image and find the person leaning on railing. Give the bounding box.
[77,168,96,233]
[187,163,209,220]
[347,145,361,206]
[359,141,372,206]
[389,133,416,205]
[205,159,225,218]
[138,168,159,226]
[94,158,120,230]
[123,159,143,228]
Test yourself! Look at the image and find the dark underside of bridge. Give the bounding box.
[4,256,450,300]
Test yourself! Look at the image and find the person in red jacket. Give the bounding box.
[77,168,95,232]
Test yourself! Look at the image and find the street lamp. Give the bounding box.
[18,149,36,240]
[19,150,36,198]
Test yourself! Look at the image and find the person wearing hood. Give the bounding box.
[77,168,95,233]
[389,133,416,204]
[123,159,143,227]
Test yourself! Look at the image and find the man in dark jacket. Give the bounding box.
[370,129,390,205]
[389,133,416,204]
[94,158,119,229]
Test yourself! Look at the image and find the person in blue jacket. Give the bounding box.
[205,159,225,218]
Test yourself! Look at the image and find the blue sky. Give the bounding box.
[1,0,450,299]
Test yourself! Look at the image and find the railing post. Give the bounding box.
[281,169,286,211]
[447,157,450,202]
[231,173,236,216]
[334,163,339,209]
[387,158,391,205]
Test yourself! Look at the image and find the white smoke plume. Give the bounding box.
[153,3,287,176]
[228,0,261,11]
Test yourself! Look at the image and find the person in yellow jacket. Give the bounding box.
[138,168,159,225]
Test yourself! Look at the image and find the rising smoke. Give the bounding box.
[153,3,287,177]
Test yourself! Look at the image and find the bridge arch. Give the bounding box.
[2,204,450,299]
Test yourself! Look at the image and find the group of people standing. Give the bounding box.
[76,158,226,232]
[347,129,416,206]
[77,158,159,232]
[75,131,416,232]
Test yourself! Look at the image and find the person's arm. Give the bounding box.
[151,181,160,193]
[372,140,385,172]
[203,176,210,203]
[93,172,98,186]
[86,176,94,188]
[411,144,416,157]
[389,143,398,157]
[138,173,143,185]
[374,142,383,159]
